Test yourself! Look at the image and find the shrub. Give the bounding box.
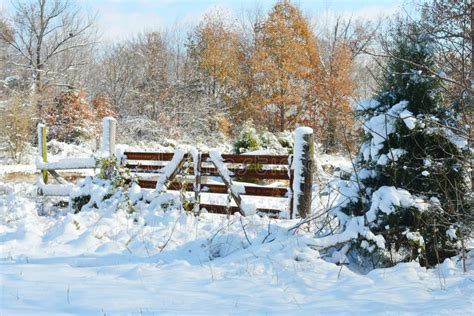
[233,122,294,154]
[0,97,33,163]
[234,122,261,154]
[45,90,95,143]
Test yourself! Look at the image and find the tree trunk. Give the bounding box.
[279,105,285,132]
[470,1,473,190]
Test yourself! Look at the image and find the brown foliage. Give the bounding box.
[253,0,322,132]
[92,93,116,120]
[318,43,355,152]
[45,90,95,143]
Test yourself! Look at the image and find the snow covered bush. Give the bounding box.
[233,122,293,154]
[234,122,261,154]
[71,157,137,213]
[326,25,472,267]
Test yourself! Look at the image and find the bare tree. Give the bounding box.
[0,15,13,96]
[93,42,138,115]
[1,0,96,114]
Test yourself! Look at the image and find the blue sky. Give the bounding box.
[1,0,407,41]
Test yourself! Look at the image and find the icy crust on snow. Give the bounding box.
[366,186,428,222]
[356,99,380,111]
[37,179,73,196]
[311,216,385,249]
[1,182,473,314]
[291,127,313,214]
[69,177,114,206]
[376,148,407,166]
[399,109,416,130]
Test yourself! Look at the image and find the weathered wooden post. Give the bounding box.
[37,123,48,183]
[101,117,117,158]
[292,127,314,219]
[194,152,202,212]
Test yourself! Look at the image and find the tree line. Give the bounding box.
[0,0,377,155]
[0,0,472,158]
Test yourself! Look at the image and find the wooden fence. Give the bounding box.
[125,152,291,217]
[36,118,314,219]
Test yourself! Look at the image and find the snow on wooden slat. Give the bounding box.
[36,158,97,170]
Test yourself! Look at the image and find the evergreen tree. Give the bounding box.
[336,25,472,267]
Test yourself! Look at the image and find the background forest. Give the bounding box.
[0,1,471,160]
[1,0,392,157]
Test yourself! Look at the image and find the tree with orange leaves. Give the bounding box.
[318,43,354,152]
[190,13,240,97]
[92,93,116,120]
[252,0,322,132]
[188,11,259,129]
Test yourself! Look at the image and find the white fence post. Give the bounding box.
[101,117,117,158]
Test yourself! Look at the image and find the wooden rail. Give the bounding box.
[126,164,291,180]
[137,180,288,197]
[199,204,281,218]
[124,152,289,165]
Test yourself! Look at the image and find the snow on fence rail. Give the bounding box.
[36,117,116,196]
[36,118,314,219]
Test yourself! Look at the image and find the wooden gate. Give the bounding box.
[124,151,292,218]
[36,118,314,219]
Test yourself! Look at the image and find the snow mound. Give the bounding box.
[0,181,472,314]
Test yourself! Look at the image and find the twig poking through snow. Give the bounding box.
[240,217,252,246]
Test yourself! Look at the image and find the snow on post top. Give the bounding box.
[101,117,117,157]
[294,126,313,137]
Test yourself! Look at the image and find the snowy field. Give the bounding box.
[1,148,473,315]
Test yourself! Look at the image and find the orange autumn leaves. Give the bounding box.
[45,91,115,142]
[191,1,355,149]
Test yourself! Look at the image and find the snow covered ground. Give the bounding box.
[1,181,473,315]
[1,146,473,315]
